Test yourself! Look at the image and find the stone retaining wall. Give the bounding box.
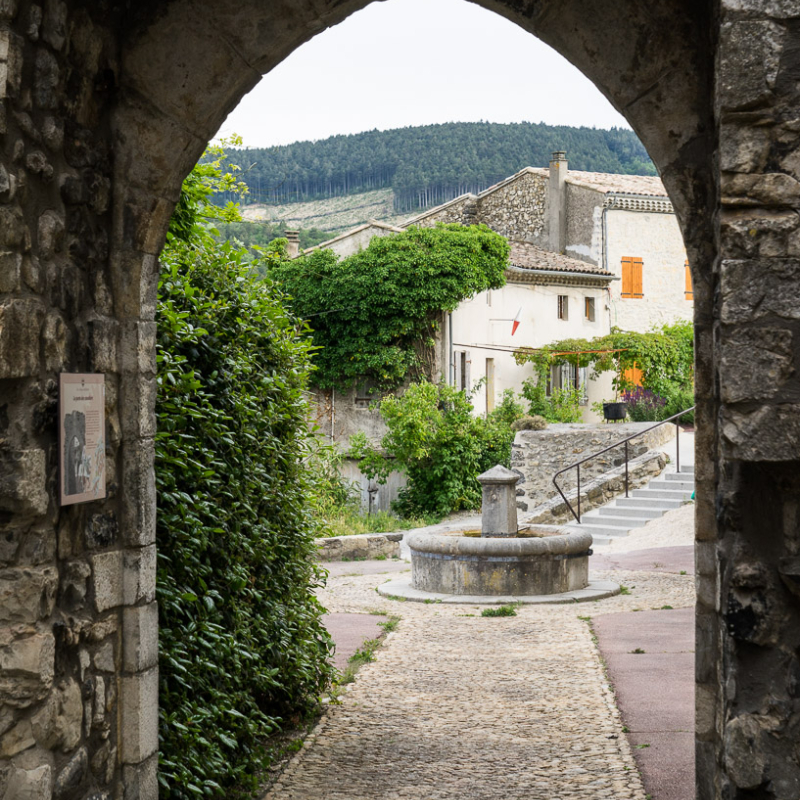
[512,422,675,512]
[315,533,403,562]
[522,450,668,525]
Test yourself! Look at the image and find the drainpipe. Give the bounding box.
[330,388,335,444]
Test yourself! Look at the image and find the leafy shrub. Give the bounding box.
[511,415,548,431]
[156,239,335,798]
[488,389,526,427]
[271,224,509,391]
[520,377,584,423]
[622,387,668,422]
[350,382,515,518]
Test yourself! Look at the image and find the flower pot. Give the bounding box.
[603,402,627,422]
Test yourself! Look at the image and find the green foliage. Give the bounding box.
[520,377,584,423]
[217,220,330,255]
[157,152,335,798]
[212,121,654,212]
[272,224,509,391]
[481,604,519,617]
[350,382,516,518]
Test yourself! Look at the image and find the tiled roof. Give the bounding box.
[565,171,667,197]
[508,241,613,278]
[301,220,405,255]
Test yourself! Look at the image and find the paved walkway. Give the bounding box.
[266,556,694,799]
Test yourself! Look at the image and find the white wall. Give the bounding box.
[605,210,693,332]
[451,280,612,419]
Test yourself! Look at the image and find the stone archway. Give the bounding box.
[0,1,795,797]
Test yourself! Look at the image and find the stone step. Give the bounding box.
[630,488,693,500]
[598,506,664,519]
[565,523,635,538]
[647,478,695,491]
[680,464,695,474]
[664,472,696,483]
[615,497,685,510]
[579,514,651,529]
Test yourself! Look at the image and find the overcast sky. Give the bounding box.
[218,0,630,148]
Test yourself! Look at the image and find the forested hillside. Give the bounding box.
[223,121,655,213]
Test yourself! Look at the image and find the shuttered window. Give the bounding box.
[621,257,643,298]
[685,260,693,300]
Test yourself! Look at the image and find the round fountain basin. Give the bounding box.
[408,528,592,596]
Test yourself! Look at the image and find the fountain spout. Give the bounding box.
[477,465,519,537]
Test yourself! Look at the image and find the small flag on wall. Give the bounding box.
[511,307,522,336]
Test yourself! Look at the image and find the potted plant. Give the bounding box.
[602,398,627,422]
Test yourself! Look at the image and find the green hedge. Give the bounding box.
[156,239,335,798]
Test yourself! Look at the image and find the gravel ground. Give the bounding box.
[264,559,693,800]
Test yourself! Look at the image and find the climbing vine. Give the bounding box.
[271,224,509,392]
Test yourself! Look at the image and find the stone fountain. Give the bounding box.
[378,465,619,604]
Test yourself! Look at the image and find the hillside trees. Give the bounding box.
[271,224,509,391]
[213,121,655,212]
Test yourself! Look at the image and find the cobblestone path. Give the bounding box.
[265,568,693,800]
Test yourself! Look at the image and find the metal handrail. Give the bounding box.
[552,406,696,524]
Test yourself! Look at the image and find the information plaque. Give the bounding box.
[59,373,106,506]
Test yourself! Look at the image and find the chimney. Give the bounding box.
[548,151,568,253]
[285,229,300,259]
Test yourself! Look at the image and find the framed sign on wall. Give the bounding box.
[59,373,106,506]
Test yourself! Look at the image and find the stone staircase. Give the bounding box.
[564,465,695,546]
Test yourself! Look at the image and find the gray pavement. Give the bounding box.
[593,608,694,800]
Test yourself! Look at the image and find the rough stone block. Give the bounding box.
[120,439,155,547]
[31,677,82,751]
[721,404,800,461]
[119,375,156,439]
[123,603,157,673]
[53,747,87,799]
[88,318,118,373]
[122,752,158,800]
[0,719,34,757]
[0,628,54,706]
[0,449,49,517]
[719,326,794,402]
[90,551,123,613]
[0,300,44,379]
[4,763,52,799]
[123,546,156,606]
[41,0,66,51]
[42,311,70,373]
[118,322,156,376]
[37,209,64,259]
[0,250,21,291]
[720,259,800,324]
[120,667,158,764]
[93,639,115,673]
[718,20,783,111]
[0,567,57,623]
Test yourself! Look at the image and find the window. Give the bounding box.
[551,363,589,404]
[557,294,569,320]
[685,260,693,300]
[585,297,596,322]
[355,380,379,408]
[621,257,643,298]
[453,350,471,391]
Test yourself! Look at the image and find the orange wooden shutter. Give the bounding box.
[621,257,643,298]
[621,258,632,297]
[685,260,693,299]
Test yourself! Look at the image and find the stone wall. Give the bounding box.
[475,170,547,244]
[0,2,152,798]
[314,532,402,562]
[523,450,667,525]
[512,422,675,512]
